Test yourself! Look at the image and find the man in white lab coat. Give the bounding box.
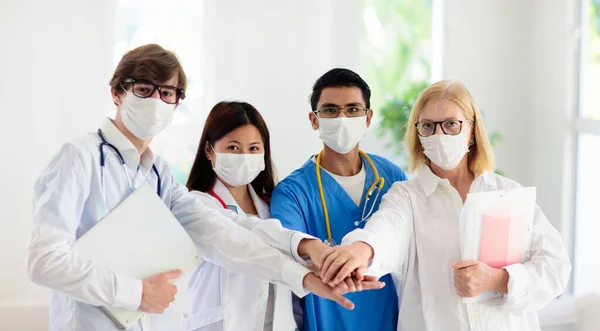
[27,44,383,331]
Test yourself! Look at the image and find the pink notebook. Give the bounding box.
[478,213,524,268]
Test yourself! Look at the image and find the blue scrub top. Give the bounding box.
[271,153,407,331]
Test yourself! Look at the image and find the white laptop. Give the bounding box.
[72,182,203,330]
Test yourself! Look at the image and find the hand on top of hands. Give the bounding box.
[299,239,381,309]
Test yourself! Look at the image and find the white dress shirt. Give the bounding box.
[343,165,571,331]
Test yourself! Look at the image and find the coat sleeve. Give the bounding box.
[170,180,311,297]
[342,181,413,277]
[28,143,143,310]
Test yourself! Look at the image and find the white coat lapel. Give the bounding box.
[212,180,244,216]
[249,185,270,219]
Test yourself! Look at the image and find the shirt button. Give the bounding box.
[260,292,268,299]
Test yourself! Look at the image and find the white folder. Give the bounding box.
[459,186,536,303]
[72,182,203,330]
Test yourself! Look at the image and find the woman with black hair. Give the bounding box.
[182,102,384,331]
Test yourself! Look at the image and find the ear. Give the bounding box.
[111,87,125,106]
[204,141,213,160]
[366,109,374,128]
[309,112,319,130]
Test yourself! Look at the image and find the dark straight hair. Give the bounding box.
[309,68,371,111]
[186,101,276,197]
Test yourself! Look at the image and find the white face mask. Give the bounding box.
[213,151,266,187]
[120,92,175,140]
[318,117,368,154]
[419,132,470,170]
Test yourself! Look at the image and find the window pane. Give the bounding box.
[360,0,434,168]
[580,1,600,120]
[573,133,600,295]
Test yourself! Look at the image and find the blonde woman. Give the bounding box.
[315,80,571,331]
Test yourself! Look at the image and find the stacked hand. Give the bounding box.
[301,238,511,303]
[139,240,387,313]
[299,239,382,310]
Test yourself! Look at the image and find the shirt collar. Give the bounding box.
[417,165,444,197]
[100,118,154,170]
[417,165,495,196]
[471,170,495,192]
[212,180,270,218]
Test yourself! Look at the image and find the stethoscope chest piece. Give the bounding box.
[323,238,337,247]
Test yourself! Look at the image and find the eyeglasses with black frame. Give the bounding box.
[415,119,470,137]
[122,78,185,105]
[313,105,368,118]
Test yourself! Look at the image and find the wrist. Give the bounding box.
[490,268,509,294]
[299,239,326,260]
[298,238,318,256]
[352,241,374,261]
[302,272,316,289]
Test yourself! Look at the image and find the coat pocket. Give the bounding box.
[181,305,224,331]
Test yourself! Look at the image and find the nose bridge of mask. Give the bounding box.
[216,151,264,169]
[420,132,469,169]
[320,116,363,134]
[422,135,445,156]
[120,91,175,140]
[443,132,468,149]
[127,91,173,114]
[318,117,342,134]
[213,151,265,187]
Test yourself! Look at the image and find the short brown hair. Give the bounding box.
[109,44,187,97]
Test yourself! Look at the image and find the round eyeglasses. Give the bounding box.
[415,119,470,137]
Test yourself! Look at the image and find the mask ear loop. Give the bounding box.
[208,144,218,163]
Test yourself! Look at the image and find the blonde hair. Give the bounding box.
[405,80,495,176]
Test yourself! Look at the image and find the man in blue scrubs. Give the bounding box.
[271,68,407,331]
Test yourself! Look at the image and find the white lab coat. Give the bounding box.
[183,180,298,331]
[343,165,571,331]
[28,118,312,331]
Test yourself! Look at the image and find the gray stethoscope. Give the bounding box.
[98,129,161,202]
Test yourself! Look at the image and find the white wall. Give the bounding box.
[204,0,363,178]
[443,0,578,245]
[530,0,579,278]
[444,0,534,186]
[0,0,115,328]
